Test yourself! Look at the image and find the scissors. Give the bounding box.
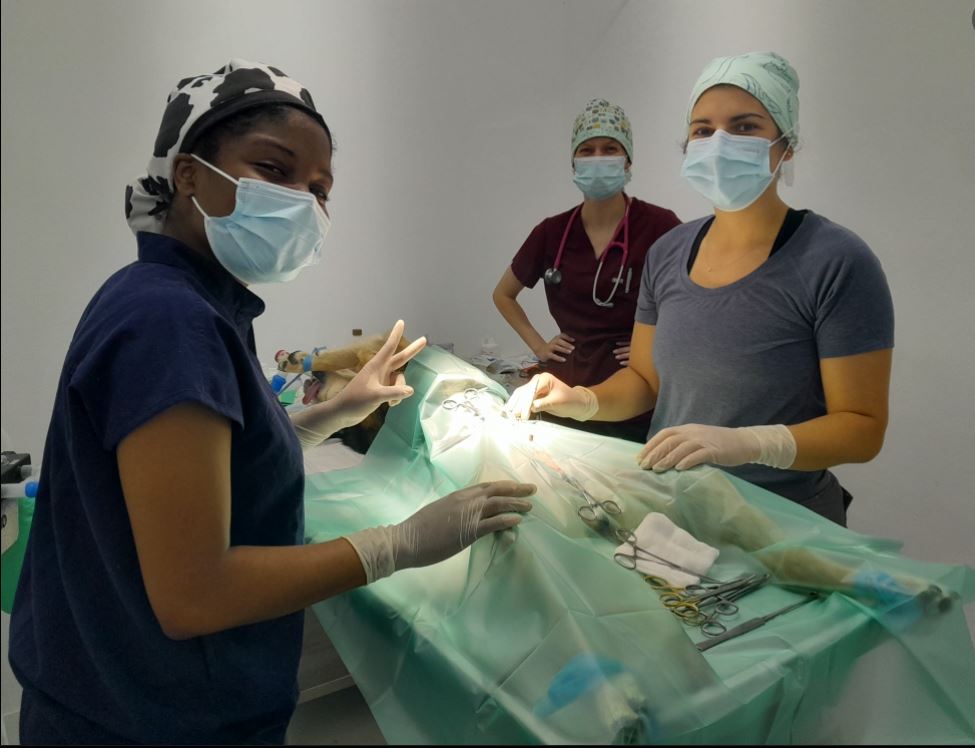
[442,388,485,418]
[660,573,770,636]
[521,448,623,521]
[675,574,768,615]
[639,574,737,634]
[573,479,622,522]
[613,528,725,585]
[657,599,732,635]
[680,573,769,607]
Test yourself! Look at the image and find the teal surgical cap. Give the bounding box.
[687,51,800,146]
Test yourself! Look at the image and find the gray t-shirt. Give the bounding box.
[636,211,894,505]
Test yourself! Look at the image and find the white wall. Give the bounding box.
[2,0,973,735]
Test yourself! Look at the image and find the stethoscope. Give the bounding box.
[543,196,632,308]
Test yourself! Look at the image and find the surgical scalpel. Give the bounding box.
[695,594,820,652]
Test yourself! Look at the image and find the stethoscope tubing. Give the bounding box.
[546,197,632,307]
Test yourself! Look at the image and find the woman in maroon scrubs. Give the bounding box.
[493,98,680,442]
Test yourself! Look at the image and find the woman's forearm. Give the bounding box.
[493,292,546,356]
[788,412,886,471]
[158,538,367,640]
[589,366,657,422]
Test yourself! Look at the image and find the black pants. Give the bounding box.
[19,688,134,746]
[19,687,288,745]
[796,473,854,527]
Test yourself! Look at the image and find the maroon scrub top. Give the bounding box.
[511,196,681,413]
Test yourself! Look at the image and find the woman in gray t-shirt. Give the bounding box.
[504,51,893,526]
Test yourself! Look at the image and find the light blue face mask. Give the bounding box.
[190,155,330,284]
[572,156,631,200]
[680,129,789,212]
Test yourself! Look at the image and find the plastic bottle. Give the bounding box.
[1,463,39,500]
[270,373,287,394]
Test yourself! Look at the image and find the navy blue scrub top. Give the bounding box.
[9,232,306,744]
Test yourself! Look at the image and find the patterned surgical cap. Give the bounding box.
[125,59,327,235]
[571,98,633,162]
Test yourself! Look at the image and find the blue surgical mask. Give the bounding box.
[190,155,330,284]
[572,156,631,200]
[680,129,789,212]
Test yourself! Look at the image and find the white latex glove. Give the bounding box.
[503,373,599,422]
[637,423,796,472]
[343,481,536,583]
[334,320,427,419]
[292,320,426,448]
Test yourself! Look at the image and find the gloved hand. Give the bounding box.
[292,320,426,448]
[637,424,796,472]
[344,481,536,583]
[503,374,599,422]
[333,320,427,420]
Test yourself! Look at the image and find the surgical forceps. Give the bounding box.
[442,388,486,419]
[524,449,623,521]
[679,573,770,605]
[612,528,726,586]
[659,573,770,636]
[641,576,729,631]
[574,481,622,522]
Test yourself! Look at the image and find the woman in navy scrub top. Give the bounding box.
[505,52,894,527]
[493,98,681,443]
[9,60,534,746]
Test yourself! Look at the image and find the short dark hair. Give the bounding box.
[189,103,333,162]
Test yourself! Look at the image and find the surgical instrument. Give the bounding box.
[503,375,541,421]
[442,387,486,419]
[613,528,725,585]
[696,594,820,651]
[677,573,770,607]
[521,447,623,521]
[666,574,770,636]
[575,483,623,522]
[639,571,770,634]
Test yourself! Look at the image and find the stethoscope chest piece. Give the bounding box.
[543,267,562,286]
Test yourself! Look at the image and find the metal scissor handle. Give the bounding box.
[684,573,768,602]
[548,470,621,521]
[644,576,683,594]
[577,494,623,522]
[700,618,729,637]
[612,528,723,585]
[670,603,705,623]
[442,388,484,416]
[661,594,694,609]
[614,549,640,571]
[711,599,739,617]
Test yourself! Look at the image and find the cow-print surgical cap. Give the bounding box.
[124,59,327,235]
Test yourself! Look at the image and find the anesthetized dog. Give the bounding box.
[275,330,411,453]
